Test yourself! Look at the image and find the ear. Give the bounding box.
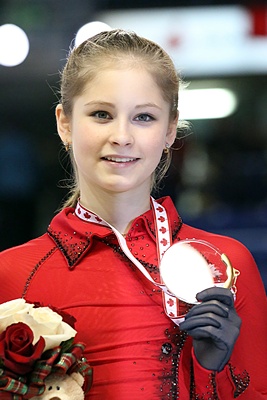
[55,104,72,144]
[166,112,179,146]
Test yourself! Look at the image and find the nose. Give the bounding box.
[109,119,134,147]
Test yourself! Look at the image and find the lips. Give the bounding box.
[102,156,138,163]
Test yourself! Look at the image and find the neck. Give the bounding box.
[79,187,151,235]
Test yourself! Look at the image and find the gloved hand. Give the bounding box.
[179,287,241,372]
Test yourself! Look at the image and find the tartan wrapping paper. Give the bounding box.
[0,342,93,399]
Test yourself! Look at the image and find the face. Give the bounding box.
[56,66,177,200]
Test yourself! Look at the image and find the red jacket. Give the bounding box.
[0,197,266,399]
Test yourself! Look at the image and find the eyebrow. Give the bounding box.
[84,101,114,108]
[136,103,162,110]
[84,101,162,110]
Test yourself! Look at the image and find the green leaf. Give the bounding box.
[60,337,74,354]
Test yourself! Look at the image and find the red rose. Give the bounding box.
[0,322,45,375]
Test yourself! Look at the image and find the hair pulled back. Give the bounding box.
[58,29,186,207]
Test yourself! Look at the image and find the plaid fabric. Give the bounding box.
[0,342,93,399]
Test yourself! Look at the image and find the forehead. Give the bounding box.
[83,64,164,98]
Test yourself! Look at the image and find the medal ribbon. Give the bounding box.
[75,198,184,325]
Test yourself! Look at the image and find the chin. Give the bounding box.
[103,180,143,194]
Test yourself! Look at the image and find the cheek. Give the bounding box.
[71,139,91,171]
[72,128,95,155]
[148,136,165,156]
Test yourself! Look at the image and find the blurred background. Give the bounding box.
[0,0,267,290]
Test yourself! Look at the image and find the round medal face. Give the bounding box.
[160,239,235,304]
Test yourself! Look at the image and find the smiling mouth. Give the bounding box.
[102,156,138,163]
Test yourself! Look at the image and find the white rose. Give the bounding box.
[28,306,77,351]
[0,298,34,332]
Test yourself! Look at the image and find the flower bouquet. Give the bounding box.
[0,299,93,399]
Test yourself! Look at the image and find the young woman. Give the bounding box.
[0,29,266,399]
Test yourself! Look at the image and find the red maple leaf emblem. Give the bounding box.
[160,238,168,246]
[156,206,164,213]
[158,216,165,223]
[169,312,175,317]
[159,227,166,234]
[95,216,102,222]
[167,298,174,307]
[84,212,91,219]
[77,208,81,214]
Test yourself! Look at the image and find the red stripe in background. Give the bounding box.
[249,6,267,36]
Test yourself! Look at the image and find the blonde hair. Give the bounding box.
[58,29,187,208]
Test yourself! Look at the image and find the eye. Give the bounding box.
[91,110,111,120]
[135,113,155,122]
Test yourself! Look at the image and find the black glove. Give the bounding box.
[179,287,241,372]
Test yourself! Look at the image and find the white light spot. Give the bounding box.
[0,24,30,67]
[75,21,112,47]
[179,88,237,120]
